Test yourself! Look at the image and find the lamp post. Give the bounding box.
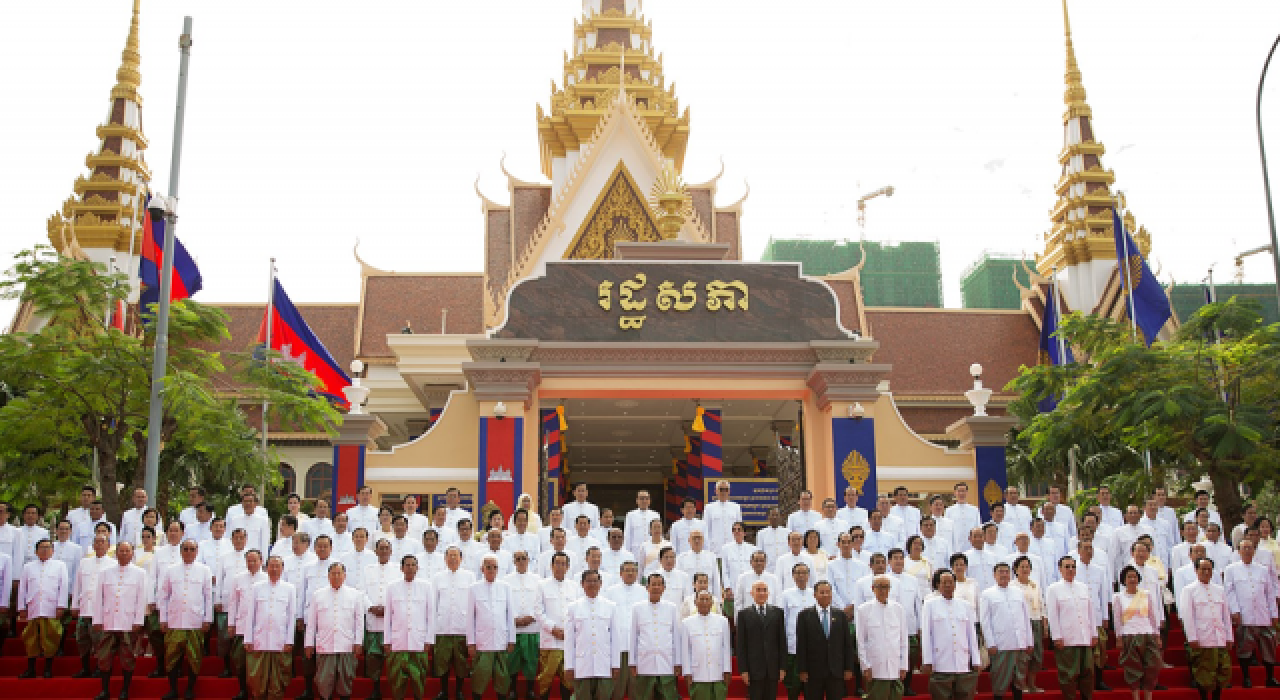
[1257,32,1280,309]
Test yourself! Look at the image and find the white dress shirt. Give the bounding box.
[345,505,382,540]
[1073,559,1112,627]
[72,518,115,549]
[719,542,758,593]
[215,548,249,605]
[564,596,621,678]
[786,509,821,535]
[504,571,543,635]
[669,518,705,557]
[1040,504,1077,538]
[599,546,637,581]
[981,584,1032,651]
[300,555,338,619]
[702,500,743,555]
[944,504,982,553]
[631,599,682,675]
[384,578,433,651]
[93,562,148,630]
[340,549,378,593]
[963,548,998,594]
[425,525,461,549]
[889,571,922,635]
[72,554,112,616]
[890,504,922,538]
[539,576,582,651]
[157,561,214,629]
[624,509,661,563]
[17,558,68,618]
[197,536,232,573]
[467,579,516,651]
[472,547,514,579]
[733,570,781,608]
[857,599,909,679]
[1111,523,1155,573]
[429,568,476,638]
[814,517,850,554]
[863,528,898,557]
[503,531,541,560]
[828,556,871,611]
[755,526,790,570]
[1224,561,1279,626]
[681,612,731,682]
[1005,504,1033,534]
[676,550,722,595]
[921,536,952,576]
[363,560,399,632]
[1045,580,1096,647]
[227,568,268,635]
[774,551,816,591]
[52,540,83,597]
[921,596,981,673]
[838,506,870,531]
[1098,505,1124,529]
[227,510,272,555]
[305,584,369,653]
[118,508,152,546]
[604,581,648,647]
[562,501,601,531]
[19,525,50,565]
[1180,581,1233,648]
[781,586,815,654]
[242,579,296,652]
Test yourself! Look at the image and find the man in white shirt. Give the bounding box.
[537,509,565,553]
[921,569,982,699]
[623,491,661,564]
[562,483,601,532]
[304,562,369,700]
[538,528,576,580]
[72,500,116,549]
[682,590,733,699]
[389,516,425,568]
[669,499,704,558]
[90,541,147,700]
[814,498,849,555]
[1170,519,1203,576]
[362,539,398,699]
[342,528,379,594]
[591,509,617,547]
[330,514,354,560]
[563,570,622,700]
[980,562,1033,700]
[604,561,647,700]
[383,554,433,700]
[225,549,267,700]
[600,529,637,584]
[227,491,272,556]
[857,575,909,700]
[537,553,581,700]
[888,548,924,693]
[197,518,232,575]
[945,483,982,552]
[400,495,430,543]
[299,535,340,697]
[504,509,540,562]
[703,480,743,556]
[837,485,869,532]
[426,506,461,549]
[443,489,471,532]
[1038,486,1077,538]
[1202,524,1234,575]
[1182,490,1223,528]
[225,485,270,525]
[118,488,153,547]
[1173,545,1215,616]
[156,539,213,699]
[889,487,921,538]
[1027,520,1061,584]
[176,487,207,529]
[720,522,758,602]
[504,550,541,700]
[863,510,898,558]
[630,573,682,700]
[303,500,337,552]
[1045,557,1098,700]
[67,486,98,535]
[735,550,781,609]
[346,486,381,539]
[16,537,67,678]
[17,505,50,566]
[1095,486,1124,529]
[50,519,82,657]
[1069,541,1112,672]
[1112,506,1155,577]
[963,528,998,595]
[756,508,790,571]
[989,503,1018,553]
[787,491,821,535]
[430,546,476,700]
[454,519,483,573]
[184,503,214,543]
[780,563,815,700]
[774,532,816,591]
[920,515,953,573]
[1138,498,1175,565]
[466,554,517,700]
[566,515,602,566]
[1003,487,1033,535]
[70,533,109,679]
[1224,539,1279,687]
[476,528,514,579]
[676,530,721,597]
[243,555,296,700]
[214,528,251,676]
[1180,557,1233,697]
[829,533,871,628]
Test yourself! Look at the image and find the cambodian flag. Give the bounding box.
[257,279,351,408]
[138,196,202,311]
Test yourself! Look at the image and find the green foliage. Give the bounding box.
[0,246,338,521]
[1004,296,1280,529]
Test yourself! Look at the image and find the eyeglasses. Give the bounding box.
[852,535,864,540]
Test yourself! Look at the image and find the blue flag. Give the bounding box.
[1037,287,1074,412]
[138,196,202,313]
[1113,210,1171,346]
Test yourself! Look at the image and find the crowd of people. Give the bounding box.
[0,478,1277,700]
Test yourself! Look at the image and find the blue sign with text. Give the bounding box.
[708,478,779,526]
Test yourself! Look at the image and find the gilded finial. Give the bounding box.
[112,0,143,103]
[1062,0,1087,114]
[648,163,691,240]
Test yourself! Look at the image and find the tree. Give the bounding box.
[0,246,339,521]
[1004,296,1280,529]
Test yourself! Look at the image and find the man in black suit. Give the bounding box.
[734,580,788,700]
[797,580,856,700]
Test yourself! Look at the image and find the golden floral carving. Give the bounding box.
[563,160,662,260]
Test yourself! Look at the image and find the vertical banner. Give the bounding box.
[542,409,562,509]
[331,444,364,513]
[831,417,878,511]
[687,435,704,511]
[700,409,723,484]
[478,416,523,518]
[666,459,681,523]
[673,457,689,518]
[975,445,1009,523]
[429,407,442,427]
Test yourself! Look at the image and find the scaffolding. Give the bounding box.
[1170,282,1279,325]
[760,238,943,308]
[960,252,1033,310]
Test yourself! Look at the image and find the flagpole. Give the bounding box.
[262,257,276,454]
[1116,195,1140,344]
[106,255,118,327]
[1051,265,1068,365]
[142,17,194,506]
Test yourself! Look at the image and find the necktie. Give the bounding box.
[759,605,766,618]
[822,608,829,637]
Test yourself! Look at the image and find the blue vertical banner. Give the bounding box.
[541,409,562,509]
[832,417,878,511]
[974,445,1008,523]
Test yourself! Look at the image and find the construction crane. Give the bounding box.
[1235,244,1274,282]
[857,186,894,238]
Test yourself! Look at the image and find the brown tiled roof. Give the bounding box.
[512,186,551,259]
[485,209,512,297]
[714,211,740,261]
[823,278,864,334]
[358,275,486,357]
[689,188,713,237]
[866,309,1039,394]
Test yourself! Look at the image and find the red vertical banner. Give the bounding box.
[478,416,521,518]
[332,444,364,513]
[687,436,703,511]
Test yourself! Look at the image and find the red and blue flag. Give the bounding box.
[138,196,202,310]
[257,279,351,408]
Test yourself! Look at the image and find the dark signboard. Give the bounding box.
[707,478,779,526]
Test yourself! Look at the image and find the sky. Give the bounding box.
[3,0,1280,325]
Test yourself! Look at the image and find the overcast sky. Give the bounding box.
[4,0,1280,325]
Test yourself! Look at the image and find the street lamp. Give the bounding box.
[1257,33,1280,309]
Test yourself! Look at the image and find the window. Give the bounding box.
[306,463,333,500]
[279,464,296,497]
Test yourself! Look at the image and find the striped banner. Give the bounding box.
[687,435,704,511]
[700,409,723,482]
[429,407,442,427]
[541,409,563,508]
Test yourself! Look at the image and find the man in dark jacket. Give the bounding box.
[734,581,787,700]
[797,580,856,700]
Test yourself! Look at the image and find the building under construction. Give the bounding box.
[961,253,1035,310]
[1170,283,1279,325]
[760,239,943,308]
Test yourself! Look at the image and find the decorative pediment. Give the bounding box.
[562,160,663,260]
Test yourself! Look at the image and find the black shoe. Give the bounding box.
[903,689,917,697]
[1095,680,1112,691]
[434,677,448,700]
[219,667,233,678]
[1155,684,1168,690]
[149,666,166,678]
[19,658,36,678]
[94,671,111,700]
[42,658,54,678]
[1243,675,1254,688]
[161,669,181,700]
[1267,678,1280,688]
[369,683,383,700]
[185,673,198,700]
[119,671,132,700]
[74,655,94,678]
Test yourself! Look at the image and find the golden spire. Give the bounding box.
[112,0,143,104]
[1061,0,1088,119]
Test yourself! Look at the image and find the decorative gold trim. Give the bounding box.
[562,159,663,259]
